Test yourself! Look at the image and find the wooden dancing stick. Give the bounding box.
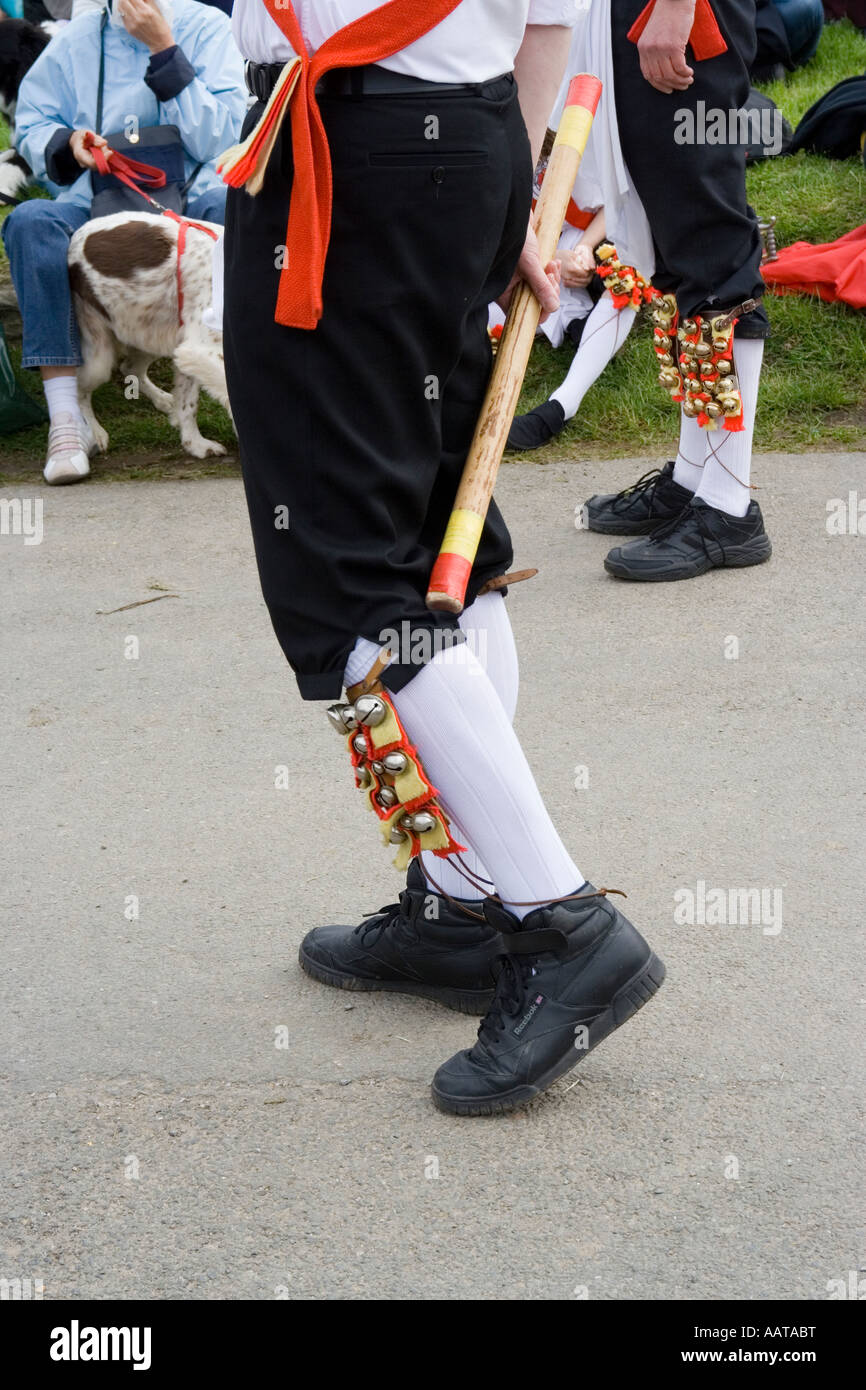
[426,74,603,614]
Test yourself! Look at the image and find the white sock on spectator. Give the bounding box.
[43,375,83,426]
[550,293,636,420]
[693,338,764,518]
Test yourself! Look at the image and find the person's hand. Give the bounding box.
[116,0,175,54]
[561,243,596,289]
[637,0,696,94]
[498,219,560,320]
[69,129,110,169]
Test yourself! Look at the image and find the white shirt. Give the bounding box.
[232,0,582,82]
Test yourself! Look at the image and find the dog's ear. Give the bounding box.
[20,26,51,72]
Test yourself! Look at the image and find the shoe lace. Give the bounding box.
[611,467,664,510]
[476,953,534,1045]
[48,422,86,453]
[354,900,405,947]
[648,501,728,564]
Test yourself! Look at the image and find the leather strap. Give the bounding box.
[477,568,538,595]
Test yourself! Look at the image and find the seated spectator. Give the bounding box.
[753,0,825,81]
[1,0,244,484]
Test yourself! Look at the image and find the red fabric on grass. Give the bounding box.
[761,224,866,310]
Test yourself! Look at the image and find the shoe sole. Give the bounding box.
[43,462,91,486]
[430,950,666,1116]
[586,515,671,536]
[298,944,494,1016]
[604,534,772,581]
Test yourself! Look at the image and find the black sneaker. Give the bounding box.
[506,399,565,452]
[604,498,772,582]
[584,461,693,534]
[431,887,665,1115]
[298,860,501,1014]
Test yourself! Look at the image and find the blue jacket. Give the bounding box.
[13,0,245,209]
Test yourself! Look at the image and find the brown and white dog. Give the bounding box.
[68,211,230,458]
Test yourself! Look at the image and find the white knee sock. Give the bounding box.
[419,590,518,899]
[392,642,584,919]
[693,337,764,518]
[550,293,637,421]
[343,592,521,901]
[672,410,706,493]
[43,375,83,426]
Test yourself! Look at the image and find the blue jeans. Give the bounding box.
[773,0,824,66]
[2,186,228,370]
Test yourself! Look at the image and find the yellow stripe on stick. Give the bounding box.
[440,509,485,561]
[556,104,594,154]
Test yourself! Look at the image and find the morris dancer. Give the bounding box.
[508,3,656,452]
[584,0,773,581]
[222,0,665,1116]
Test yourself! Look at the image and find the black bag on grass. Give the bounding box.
[791,74,866,162]
[0,322,48,434]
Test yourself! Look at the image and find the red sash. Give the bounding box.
[258,0,465,330]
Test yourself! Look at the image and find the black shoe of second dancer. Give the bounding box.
[506,399,566,452]
[431,888,665,1115]
[584,460,693,534]
[604,498,772,582]
[298,860,502,1015]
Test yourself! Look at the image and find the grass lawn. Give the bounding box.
[1,18,865,482]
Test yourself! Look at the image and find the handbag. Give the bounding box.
[0,323,48,435]
[89,12,200,217]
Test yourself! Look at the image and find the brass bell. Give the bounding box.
[723,376,739,393]
[410,811,437,835]
[712,337,730,353]
[694,343,712,360]
[354,694,387,727]
[352,733,367,756]
[657,352,673,367]
[340,704,358,731]
[327,704,350,734]
[682,400,698,418]
[716,359,732,375]
[399,815,415,831]
[720,396,741,416]
[356,766,372,789]
[383,751,408,775]
[388,827,408,845]
[370,759,384,776]
[377,787,399,808]
[705,401,722,418]
[654,334,671,351]
[681,318,698,335]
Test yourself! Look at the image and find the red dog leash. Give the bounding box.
[83,132,219,325]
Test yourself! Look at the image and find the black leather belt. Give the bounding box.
[245,60,510,104]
